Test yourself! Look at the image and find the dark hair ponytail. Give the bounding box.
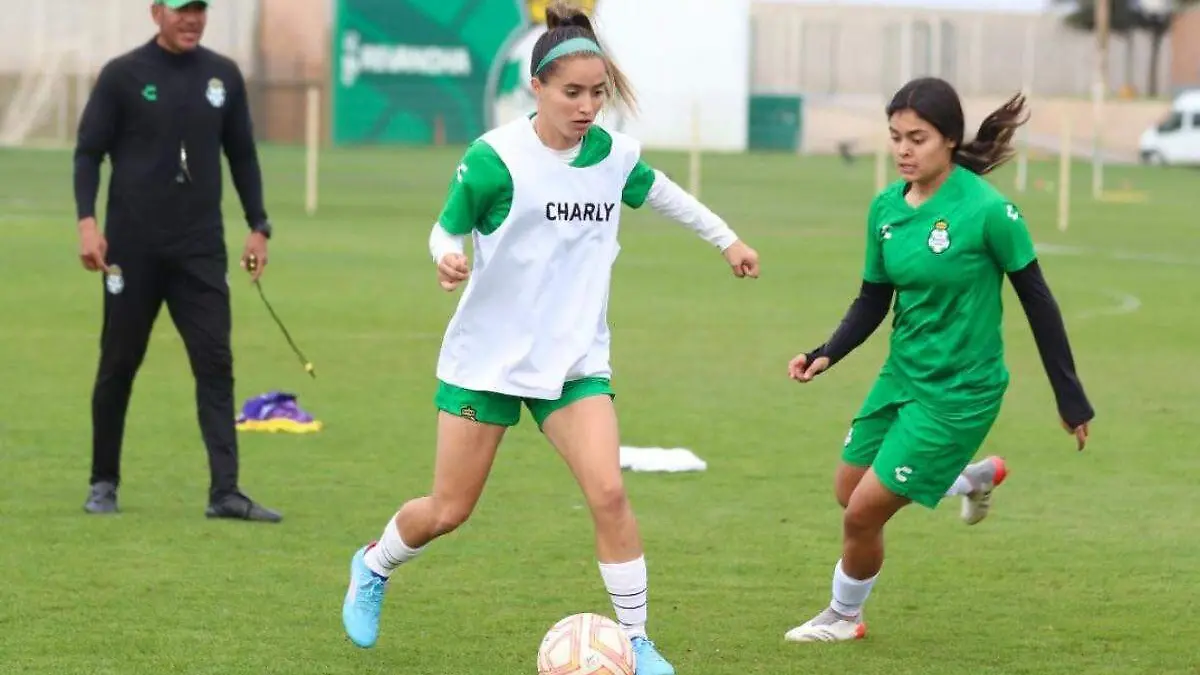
[886,77,1029,176]
[530,1,637,113]
[954,92,1029,175]
[544,1,593,32]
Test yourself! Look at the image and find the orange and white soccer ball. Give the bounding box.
[536,612,636,675]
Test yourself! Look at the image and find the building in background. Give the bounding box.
[254,0,329,144]
[0,0,256,147]
[1169,4,1200,94]
[0,0,1194,154]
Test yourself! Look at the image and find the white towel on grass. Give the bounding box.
[619,446,707,473]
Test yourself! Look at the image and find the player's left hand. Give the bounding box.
[241,231,269,282]
[722,240,760,278]
[788,353,830,382]
[1062,419,1089,451]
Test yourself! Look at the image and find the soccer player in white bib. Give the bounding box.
[340,3,760,672]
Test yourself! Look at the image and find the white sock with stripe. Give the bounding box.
[830,558,877,619]
[363,513,423,577]
[599,556,648,639]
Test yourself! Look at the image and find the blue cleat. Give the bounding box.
[631,636,675,675]
[342,544,389,648]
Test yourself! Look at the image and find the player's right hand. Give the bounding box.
[788,353,830,382]
[437,253,470,291]
[1062,419,1089,451]
[78,217,109,272]
[722,240,760,278]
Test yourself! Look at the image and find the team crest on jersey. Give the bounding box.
[927,219,950,254]
[206,78,225,108]
[105,265,124,295]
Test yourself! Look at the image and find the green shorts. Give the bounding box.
[434,377,614,429]
[843,374,1002,509]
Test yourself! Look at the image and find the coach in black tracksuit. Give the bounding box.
[73,0,279,522]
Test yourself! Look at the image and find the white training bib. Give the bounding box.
[436,119,641,399]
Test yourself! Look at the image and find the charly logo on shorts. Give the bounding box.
[105,265,124,295]
[927,219,950,254]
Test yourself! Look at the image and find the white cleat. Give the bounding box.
[960,455,1008,525]
[784,607,867,643]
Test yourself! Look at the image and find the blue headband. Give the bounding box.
[534,37,603,75]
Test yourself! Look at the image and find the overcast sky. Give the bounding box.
[755,0,1058,13]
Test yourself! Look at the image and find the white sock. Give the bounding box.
[599,556,648,639]
[830,559,877,618]
[945,474,973,497]
[363,513,423,577]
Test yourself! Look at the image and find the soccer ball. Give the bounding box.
[536,612,636,675]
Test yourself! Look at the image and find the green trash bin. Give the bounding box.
[747,94,803,152]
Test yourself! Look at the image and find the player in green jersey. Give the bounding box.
[782,77,1094,643]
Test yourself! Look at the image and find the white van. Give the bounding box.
[1139,90,1200,166]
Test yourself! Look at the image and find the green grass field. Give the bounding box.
[2,143,1198,674]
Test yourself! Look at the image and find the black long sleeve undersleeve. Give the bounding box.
[73,65,119,221]
[1007,260,1094,428]
[806,280,894,367]
[221,69,268,229]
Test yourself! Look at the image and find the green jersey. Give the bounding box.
[863,165,1037,411]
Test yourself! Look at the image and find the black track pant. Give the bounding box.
[90,240,239,501]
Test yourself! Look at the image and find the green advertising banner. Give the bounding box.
[332,0,531,146]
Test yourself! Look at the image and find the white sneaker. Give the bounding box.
[784,607,867,643]
[960,456,1008,525]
